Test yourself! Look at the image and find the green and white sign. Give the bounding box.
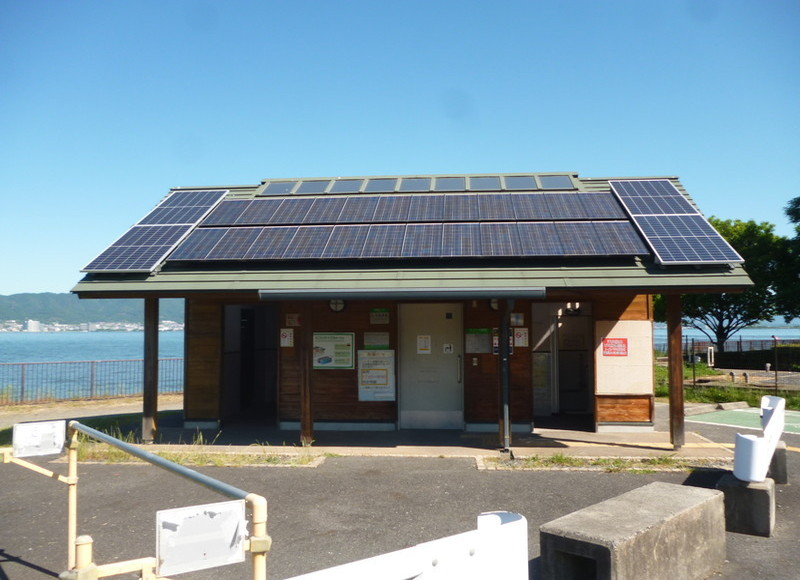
[313,333,355,369]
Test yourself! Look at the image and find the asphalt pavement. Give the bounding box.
[1,402,798,579]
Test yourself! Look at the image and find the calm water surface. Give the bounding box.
[0,331,184,364]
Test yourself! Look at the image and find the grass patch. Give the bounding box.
[491,454,719,473]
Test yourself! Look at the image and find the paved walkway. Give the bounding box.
[1,398,733,462]
[2,399,798,579]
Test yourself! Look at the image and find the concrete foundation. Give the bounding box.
[539,482,726,580]
[716,472,776,537]
[768,440,788,484]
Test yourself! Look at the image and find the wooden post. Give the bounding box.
[299,304,313,445]
[666,294,684,449]
[142,297,159,443]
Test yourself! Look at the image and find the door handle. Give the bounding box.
[457,355,462,383]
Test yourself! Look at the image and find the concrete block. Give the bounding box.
[767,441,788,484]
[717,401,750,410]
[539,482,726,580]
[716,472,775,537]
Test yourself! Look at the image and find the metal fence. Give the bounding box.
[0,358,184,406]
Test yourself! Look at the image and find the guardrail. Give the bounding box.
[0,358,183,405]
[2,420,270,579]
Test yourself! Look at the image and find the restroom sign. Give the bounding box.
[602,338,628,356]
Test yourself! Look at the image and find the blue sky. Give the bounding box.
[1,0,798,295]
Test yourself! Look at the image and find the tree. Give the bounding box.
[775,197,800,322]
[654,218,787,352]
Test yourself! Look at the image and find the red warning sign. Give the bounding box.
[602,338,628,356]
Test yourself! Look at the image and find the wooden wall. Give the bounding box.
[184,297,224,420]
[278,300,397,423]
[463,300,532,423]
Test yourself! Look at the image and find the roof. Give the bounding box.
[73,172,752,298]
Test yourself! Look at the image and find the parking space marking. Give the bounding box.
[687,408,800,435]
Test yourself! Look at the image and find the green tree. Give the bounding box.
[775,197,800,321]
[654,218,787,352]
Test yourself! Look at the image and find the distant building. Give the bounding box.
[24,320,42,332]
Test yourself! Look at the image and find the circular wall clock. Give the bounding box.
[329,299,345,312]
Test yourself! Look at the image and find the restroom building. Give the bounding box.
[72,173,751,444]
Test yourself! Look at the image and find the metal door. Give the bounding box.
[398,303,464,429]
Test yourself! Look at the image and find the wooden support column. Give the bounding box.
[142,297,159,443]
[666,294,684,449]
[298,304,313,445]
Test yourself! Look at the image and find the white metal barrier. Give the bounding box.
[285,511,528,580]
[3,420,270,580]
[733,395,785,483]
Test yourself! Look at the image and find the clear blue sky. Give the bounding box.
[2,0,798,295]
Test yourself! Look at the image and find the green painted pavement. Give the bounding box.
[687,408,800,434]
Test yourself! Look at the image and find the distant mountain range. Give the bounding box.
[0,293,184,324]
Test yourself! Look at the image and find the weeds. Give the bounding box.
[492,454,711,473]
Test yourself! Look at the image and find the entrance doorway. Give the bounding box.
[221,304,279,423]
[531,303,594,422]
[398,303,464,429]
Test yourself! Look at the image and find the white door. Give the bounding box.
[399,303,464,429]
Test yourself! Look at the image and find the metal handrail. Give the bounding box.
[69,421,249,500]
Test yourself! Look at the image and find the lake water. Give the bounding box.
[0,331,185,364]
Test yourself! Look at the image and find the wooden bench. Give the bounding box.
[539,482,725,580]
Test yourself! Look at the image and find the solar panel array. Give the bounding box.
[609,180,743,265]
[166,221,647,262]
[83,190,227,272]
[202,192,627,226]
[259,174,576,196]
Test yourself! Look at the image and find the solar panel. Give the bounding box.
[480,195,516,220]
[364,178,397,193]
[202,200,252,226]
[303,197,346,223]
[262,181,297,195]
[468,176,501,191]
[330,179,363,194]
[374,196,411,222]
[512,194,551,220]
[402,224,443,256]
[516,222,561,255]
[592,221,650,255]
[442,223,481,256]
[323,225,370,258]
[83,189,226,272]
[577,193,628,219]
[282,226,333,259]
[205,228,262,260]
[84,225,193,272]
[480,223,519,256]
[268,198,315,224]
[434,177,465,192]
[244,227,297,259]
[362,224,406,257]
[235,199,284,225]
[398,177,431,192]
[295,180,330,194]
[539,175,574,189]
[408,195,444,221]
[610,179,743,265]
[504,176,537,190]
[444,195,479,221]
[339,197,379,223]
[167,228,228,260]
